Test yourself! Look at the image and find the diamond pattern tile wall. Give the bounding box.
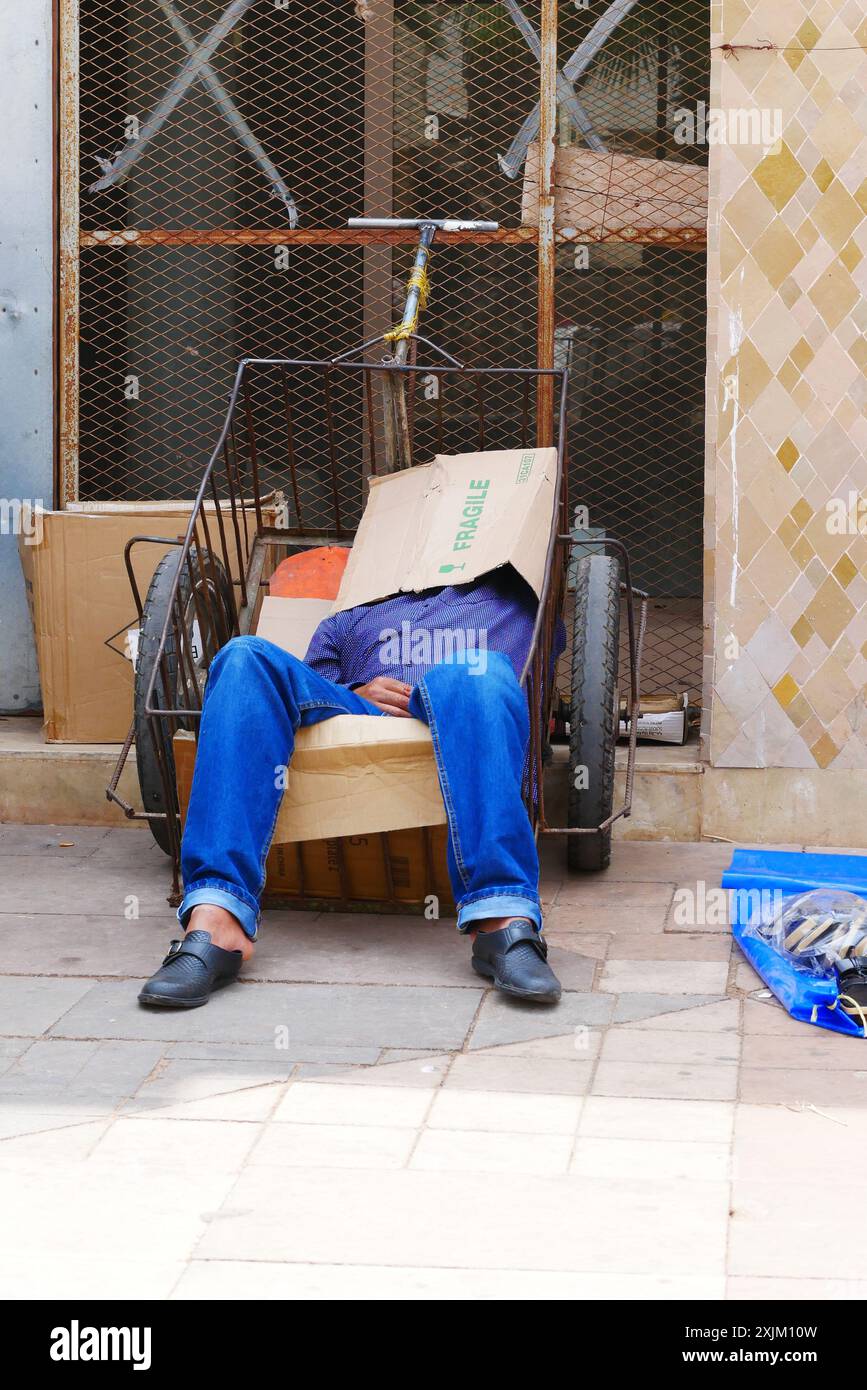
[706,0,867,770]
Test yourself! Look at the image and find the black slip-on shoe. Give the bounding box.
[138,930,243,1009]
[471,918,561,1003]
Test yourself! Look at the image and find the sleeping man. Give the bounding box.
[138,564,563,1010]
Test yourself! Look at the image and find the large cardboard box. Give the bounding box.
[19,502,270,743]
[174,447,560,910]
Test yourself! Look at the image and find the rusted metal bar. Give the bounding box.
[235,534,269,636]
[322,370,344,533]
[280,367,304,528]
[242,379,264,533]
[207,473,240,632]
[58,0,80,505]
[80,228,536,248]
[364,369,379,477]
[221,440,248,611]
[536,0,557,448]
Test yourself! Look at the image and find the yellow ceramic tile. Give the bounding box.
[753,142,807,214]
[737,497,773,566]
[795,18,821,51]
[719,223,747,281]
[810,75,835,111]
[777,515,801,550]
[795,216,819,251]
[833,553,858,588]
[723,178,777,250]
[812,179,864,251]
[849,337,867,372]
[784,47,806,74]
[776,438,800,473]
[803,576,857,648]
[778,275,802,310]
[790,337,814,371]
[791,498,814,530]
[791,534,815,569]
[785,690,813,728]
[732,338,774,412]
[811,733,839,769]
[840,238,863,273]
[791,616,813,648]
[773,673,800,708]
[854,180,867,217]
[812,105,862,170]
[812,158,835,193]
[777,359,800,392]
[804,652,859,725]
[808,259,859,331]
[752,219,804,289]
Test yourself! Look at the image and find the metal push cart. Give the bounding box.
[107,218,647,908]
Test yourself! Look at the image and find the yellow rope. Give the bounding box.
[383,254,432,344]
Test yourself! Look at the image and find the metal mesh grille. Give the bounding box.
[69,0,708,695]
[552,0,709,696]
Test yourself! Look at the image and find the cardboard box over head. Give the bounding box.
[333,446,558,613]
[175,446,561,911]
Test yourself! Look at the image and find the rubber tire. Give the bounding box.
[567,554,621,872]
[134,548,231,854]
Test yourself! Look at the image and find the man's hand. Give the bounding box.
[355,676,413,717]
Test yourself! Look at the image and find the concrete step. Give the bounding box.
[0,716,704,839]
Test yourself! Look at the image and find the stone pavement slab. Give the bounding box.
[48,980,483,1050]
[468,988,612,1049]
[0,975,94,1036]
[195,1166,729,1274]
[1,824,865,1300]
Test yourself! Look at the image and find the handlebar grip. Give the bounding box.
[348,217,499,232]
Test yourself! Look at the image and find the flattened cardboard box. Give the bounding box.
[333,446,558,613]
[18,503,271,744]
[175,447,559,908]
[175,726,453,908]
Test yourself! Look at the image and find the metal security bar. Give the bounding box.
[61,0,709,695]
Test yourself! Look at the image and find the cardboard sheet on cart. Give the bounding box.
[332,445,558,614]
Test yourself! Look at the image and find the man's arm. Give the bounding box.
[303,611,412,715]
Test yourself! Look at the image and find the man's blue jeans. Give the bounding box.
[179,636,542,940]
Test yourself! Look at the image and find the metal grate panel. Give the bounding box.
[65,0,709,695]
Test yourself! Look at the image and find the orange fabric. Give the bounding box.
[268,545,350,600]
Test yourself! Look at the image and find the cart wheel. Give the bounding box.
[568,554,621,872]
[134,548,233,854]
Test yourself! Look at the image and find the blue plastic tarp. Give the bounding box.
[723,848,867,1036]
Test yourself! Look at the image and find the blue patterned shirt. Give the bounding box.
[305,566,562,688]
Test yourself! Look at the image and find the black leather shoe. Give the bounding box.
[471,919,561,1003]
[138,930,243,1009]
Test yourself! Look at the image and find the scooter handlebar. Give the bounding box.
[348,217,499,232]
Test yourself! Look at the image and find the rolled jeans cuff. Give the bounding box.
[178,884,260,942]
[456,893,542,934]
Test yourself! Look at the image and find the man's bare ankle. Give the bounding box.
[470,915,536,940]
[186,904,254,960]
